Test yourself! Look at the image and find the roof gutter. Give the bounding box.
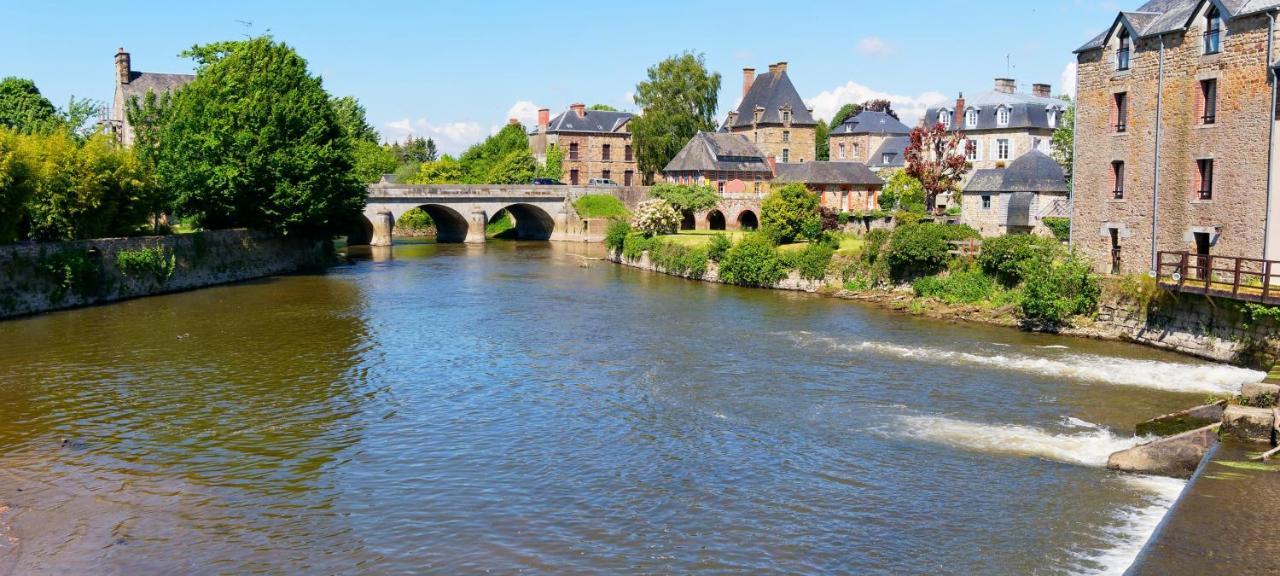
[1266,10,1278,260]
[1151,34,1166,275]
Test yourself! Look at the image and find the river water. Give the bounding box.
[0,240,1265,575]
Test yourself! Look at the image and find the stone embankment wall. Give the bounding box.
[0,229,329,319]
[1093,292,1280,367]
[607,250,824,292]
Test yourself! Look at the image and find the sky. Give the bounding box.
[2,0,1125,154]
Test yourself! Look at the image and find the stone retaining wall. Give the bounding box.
[607,250,824,292]
[0,229,329,319]
[1095,292,1280,367]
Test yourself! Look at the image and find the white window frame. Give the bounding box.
[981,195,992,209]
[882,153,893,164]
[939,110,951,129]
[838,142,846,159]
[965,139,978,161]
[996,107,1010,127]
[1046,108,1057,128]
[965,109,978,128]
[782,148,790,163]
[997,139,1010,160]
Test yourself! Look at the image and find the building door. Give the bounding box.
[1194,232,1211,281]
[570,169,579,185]
[1109,228,1121,275]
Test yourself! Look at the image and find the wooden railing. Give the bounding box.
[948,239,982,257]
[1155,251,1280,304]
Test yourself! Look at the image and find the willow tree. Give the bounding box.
[629,52,721,183]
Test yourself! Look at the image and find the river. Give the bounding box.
[0,240,1265,575]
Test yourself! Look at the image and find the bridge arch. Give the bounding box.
[706,209,726,231]
[498,203,556,241]
[346,214,375,246]
[417,204,471,243]
[736,209,759,231]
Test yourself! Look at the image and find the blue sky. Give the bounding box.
[3,0,1123,154]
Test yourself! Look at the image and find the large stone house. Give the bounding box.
[720,62,818,164]
[528,104,637,185]
[922,78,1067,176]
[1073,0,1280,275]
[961,150,1070,237]
[108,48,194,146]
[828,110,911,164]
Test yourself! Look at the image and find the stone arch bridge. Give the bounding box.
[353,183,763,245]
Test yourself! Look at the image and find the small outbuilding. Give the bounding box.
[961,149,1069,237]
[774,162,884,213]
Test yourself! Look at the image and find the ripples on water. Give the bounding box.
[0,241,1261,574]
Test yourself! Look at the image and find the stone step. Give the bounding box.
[1107,424,1220,478]
[1222,405,1276,443]
[1240,382,1280,407]
[1135,400,1226,436]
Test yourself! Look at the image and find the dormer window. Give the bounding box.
[965,109,978,128]
[753,107,763,123]
[938,110,951,129]
[782,110,792,125]
[1205,5,1222,54]
[1117,29,1131,71]
[996,107,1010,127]
[1047,109,1057,128]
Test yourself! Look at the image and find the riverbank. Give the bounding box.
[0,229,331,320]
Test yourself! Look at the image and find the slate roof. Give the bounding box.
[830,110,911,136]
[867,136,909,169]
[544,109,633,134]
[924,90,1067,132]
[962,150,1069,193]
[662,132,773,174]
[774,161,884,186]
[120,71,195,101]
[724,68,817,129]
[1076,0,1280,53]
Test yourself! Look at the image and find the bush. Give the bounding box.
[789,243,835,281]
[836,211,850,226]
[604,219,631,252]
[649,183,718,213]
[621,232,653,261]
[1020,253,1100,325]
[631,198,680,236]
[719,233,787,287]
[862,229,890,265]
[978,234,1060,287]
[40,248,102,302]
[912,270,998,304]
[707,233,732,262]
[116,246,175,282]
[761,183,820,244]
[879,169,926,213]
[884,222,954,280]
[650,240,709,278]
[1043,217,1071,243]
[574,194,628,218]
[894,211,924,227]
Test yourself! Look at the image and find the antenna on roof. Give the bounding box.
[235,19,254,38]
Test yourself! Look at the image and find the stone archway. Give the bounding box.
[498,203,556,240]
[346,214,375,246]
[417,204,471,243]
[736,209,759,231]
[706,209,726,231]
[680,210,696,231]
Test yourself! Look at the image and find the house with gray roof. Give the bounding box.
[720,62,817,164]
[866,136,910,171]
[775,161,885,213]
[109,48,195,146]
[922,78,1067,177]
[828,110,911,165]
[529,104,637,185]
[961,150,1069,237]
[662,132,775,195]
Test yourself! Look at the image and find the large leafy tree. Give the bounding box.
[0,78,59,132]
[331,96,380,143]
[862,99,899,120]
[136,37,364,236]
[20,131,155,241]
[829,103,862,130]
[629,52,721,183]
[537,143,563,180]
[904,123,968,214]
[1051,96,1074,187]
[760,183,821,244]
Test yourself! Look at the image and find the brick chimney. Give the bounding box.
[1032,83,1052,98]
[767,63,779,76]
[994,78,1016,94]
[766,155,777,175]
[570,103,585,118]
[742,68,755,99]
[776,61,788,74]
[954,92,965,128]
[537,108,549,132]
[115,47,131,85]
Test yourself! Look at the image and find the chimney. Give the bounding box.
[994,78,1016,94]
[767,155,777,175]
[742,68,755,99]
[537,108,550,132]
[115,47,131,85]
[1032,83,1052,98]
[954,92,965,128]
[767,63,779,76]
[775,61,788,74]
[570,103,585,118]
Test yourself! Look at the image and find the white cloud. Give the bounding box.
[505,100,542,126]
[382,118,486,155]
[806,81,948,126]
[855,36,894,57]
[1060,62,1078,98]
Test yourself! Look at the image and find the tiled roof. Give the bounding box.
[831,110,911,136]
[774,161,884,186]
[867,136,909,168]
[725,68,817,129]
[545,109,633,134]
[662,132,773,174]
[120,71,195,101]
[1076,0,1280,53]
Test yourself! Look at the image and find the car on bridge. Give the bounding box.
[588,178,619,186]
[532,178,564,185]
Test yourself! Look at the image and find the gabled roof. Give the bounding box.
[867,136,909,168]
[962,150,1069,193]
[831,110,911,136]
[725,67,817,128]
[662,132,773,174]
[545,109,634,134]
[1076,0,1280,53]
[925,90,1066,132]
[774,161,884,186]
[119,71,195,101]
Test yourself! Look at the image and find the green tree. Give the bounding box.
[0,77,58,132]
[0,128,34,243]
[588,104,618,111]
[138,37,364,236]
[537,143,563,180]
[760,183,820,244]
[351,140,398,183]
[649,183,718,214]
[457,122,537,183]
[331,96,380,143]
[816,120,830,161]
[629,52,722,183]
[879,169,926,212]
[1051,96,1074,186]
[423,138,438,162]
[20,131,156,241]
[828,103,862,130]
[409,155,463,184]
[631,198,680,236]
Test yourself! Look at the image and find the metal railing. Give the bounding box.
[1156,251,1280,304]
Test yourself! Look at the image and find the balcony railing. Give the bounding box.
[1157,251,1280,304]
[1204,30,1221,54]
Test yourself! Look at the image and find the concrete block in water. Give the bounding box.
[1222,405,1275,443]
[1240,382,1280,407]
[1134,401,1226,437]
[1107,424,1219,478]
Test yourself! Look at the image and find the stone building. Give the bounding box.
[720,62,818,164]
[108,47,194,146]
[1073,0,1280,275]
[961,150,1070,237]
[865,135,910,172]
[661,132,776,195]
[775,162,885,212]
[922,78,1067,177]
[828,110,911,164]
[528,104,637,185]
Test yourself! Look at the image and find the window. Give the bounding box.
[938,110,951,129]
[754,109,763,123]
[782,110,792,124]
[838,143,846,159]
[1114,92,1128,133]
[570,169,579,185]
[853,142,861,158]
[782,149,790,163]
[997,139,1010,160]
[602,169,611,182]
[1117,28,1131,71]
[1205,6,1222,54]
[965,109,978,128]
[569,142,579,160]
[996,107,1009,126]
[717,180,724,193]
[981,195,992,209]
[783,130,790,143]
[1047,109,1057,128]
[1112,161,1125,199]
[1196,159,1214,200]
[965,139,978,161]
[624,170,634,186]
[882,153,893,164]
[624,144,633,161]
[602,143,611,161]
[1201,79,1217,124]
[753,178,761,194]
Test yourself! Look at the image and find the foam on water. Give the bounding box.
[894,415,1144,467]
[788,332,1263,395]
[1074,475,1187,576]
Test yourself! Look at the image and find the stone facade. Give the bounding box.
[741,124,817,164]
[722,63,819,165]
[828,133,873,163]
[1073,6,1279,274]
[529,104,637,185]
[108,48,194,146]
[960,189,1066,237]
[960,130,1054,172]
